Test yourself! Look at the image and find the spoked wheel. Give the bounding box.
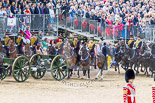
[30,54,46,79]
[51,55,68,81]
[0,66,8,80]
[12,56,30,82]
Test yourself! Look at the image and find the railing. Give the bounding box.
[0,12,154,42]
[59,12,155,41]
[0,14,58,36]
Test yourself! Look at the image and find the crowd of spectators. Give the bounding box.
[0,0,154,25]
[0,0,154,37]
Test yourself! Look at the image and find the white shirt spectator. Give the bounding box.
[49,9,55,18]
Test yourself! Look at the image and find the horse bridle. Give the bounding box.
[24,49,32,57]
[81,52,89,61]
[48,46,57,55]
[9,46,16,54]
[64,46,74,59]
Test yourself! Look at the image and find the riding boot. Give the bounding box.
[128,56,130,61]
[94,58,97,69]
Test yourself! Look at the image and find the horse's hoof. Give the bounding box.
[141,70,144,72]
[136,73,138,76]
[118,71,120,74]
[87,78,90,80]
[66,77,69,80]
[95,77,98,80]
[77,75,80,78]
[100,78,103,81]
[81,76,85,79]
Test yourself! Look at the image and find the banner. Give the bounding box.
[7,18,16,26]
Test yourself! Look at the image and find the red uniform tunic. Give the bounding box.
[123,83,136,103]
[152,86,155,103]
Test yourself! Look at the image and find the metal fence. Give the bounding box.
[58,12,155,41]
[0,13,154,42]
[0,14,58,36]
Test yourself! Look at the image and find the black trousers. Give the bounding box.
[18,46,23,54]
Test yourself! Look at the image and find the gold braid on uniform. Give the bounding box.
[17,38,22,45]
[88,42,94,51]
[73,40,78,48]
[135,40,141,48]
[57,41,63,49]
[128,40,134,46]
[31,38,37,47]
[4,38,10,46]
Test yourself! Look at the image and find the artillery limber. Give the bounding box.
[0,54,68,82]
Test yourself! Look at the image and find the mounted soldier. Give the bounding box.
[123,69,136,103]
[30,34,38,54]
[16,34,23,54]
[56,36,64,55]
[88,37,95,63]
[102,42,108,70]
[4,34,11,57]
[73,34,80,64]
[128,35,134,49]
[135,37,142,56]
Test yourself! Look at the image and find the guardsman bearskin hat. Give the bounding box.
[125,69,135,83]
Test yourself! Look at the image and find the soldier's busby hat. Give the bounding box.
[6,32,11,35]
[130,34,133,38]
[90,37,94,41]
[32,33,37,36]
[17,33,22,36]
[125,69,135,83]
[74,34,78,38]
[59,36,63,40]
[100,37,104,41]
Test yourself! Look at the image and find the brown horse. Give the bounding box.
[63,41,78,79]
[48,44,57,55]
[136,42,151,76]
[0,40,2,53]
[79,42,91,79]
[114,45,122,74]
[8,40,17,58]
[23,43,33,58]
[148,42,155,78]
[0,40,6,56]
[119,40,129,70]
[95,52,106,80]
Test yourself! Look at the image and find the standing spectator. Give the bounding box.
[1,0,6,7]
[106,15,113,37]
[30,4,35,14]
[49,5,55,26]
[6,6,11,15]
[11,2,15,13]
[40,3,44,14]
[17,4,21,13]
[34,3,41,14]
[48,0,54,7]
[44,3,49,14]
[5,0,10,7]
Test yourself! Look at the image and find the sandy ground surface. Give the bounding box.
[0,68,154,103]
